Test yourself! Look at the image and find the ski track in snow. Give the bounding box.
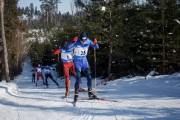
[0,57,180,120]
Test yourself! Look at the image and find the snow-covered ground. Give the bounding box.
[0,58,180,120]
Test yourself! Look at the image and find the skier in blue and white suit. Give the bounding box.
[44,65,60,88]
[67,32,99,102]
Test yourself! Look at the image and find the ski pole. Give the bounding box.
[94,48,97,92]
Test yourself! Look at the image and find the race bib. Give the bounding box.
[37,68,41,72]
[61,52,73,60]
[44,69,50,73]
[74,46,89,56]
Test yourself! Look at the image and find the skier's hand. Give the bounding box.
[93,39,97,44]
[52,49,61,54]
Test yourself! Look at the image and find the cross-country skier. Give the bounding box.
[44,65,60,88]
[31,67,36,83]
[61,37,77,97]
[53,37,85,97]
[35,64,45,86]
[67,32,99,104]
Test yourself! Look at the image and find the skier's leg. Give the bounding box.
[70,62,76,76]
[36,74,39,86]
[32,74,33,83]
[70,64,84,91]
[45,74,48,87]
[41,75,45,85]
[75,67,81,94]
[63,63,71,96]
[74,67,81,102]
[84,68,92,89]
[33,74,35,83]
[64,78,70,96]
[50,74,59,87]
[84,68,96,98]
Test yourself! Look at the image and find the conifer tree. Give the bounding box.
[0,0,10,82]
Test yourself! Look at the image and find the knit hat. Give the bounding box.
[80,32,87,41]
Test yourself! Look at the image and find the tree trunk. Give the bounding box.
[161,0,166,74]
[0,0,10,82]
[108,9,112,80]
[46,10,49,42]
[0,38,2,81]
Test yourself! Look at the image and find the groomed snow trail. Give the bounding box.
[0,58,180,120]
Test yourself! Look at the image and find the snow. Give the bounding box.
[0,58,180,120]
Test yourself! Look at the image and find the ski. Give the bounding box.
[92,90,108,93]
[79,97,119,103]
[61,96,67,99]
[74,90,108,93]
[61,95,70,99]
[80,90,108,93]
[78,89,88,92]
[71,97,120,106]
[61,96,70,101]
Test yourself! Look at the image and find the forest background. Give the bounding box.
[0,0,180,82]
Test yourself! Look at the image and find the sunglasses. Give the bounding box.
[81,37,86,41]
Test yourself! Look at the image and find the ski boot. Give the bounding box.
[65,91,70,98]
[73,94,78,106]
[88,91,97,99]
[65,94,68,97]
[35,82,38,86]
[61,93,69,100]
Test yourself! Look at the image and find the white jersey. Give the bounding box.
[60,44,74,62]
[36,67,42,74]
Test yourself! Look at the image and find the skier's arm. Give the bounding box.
[89,38,99,49]
[65,42,74,51]
[52,49,61,55]
[50,67,55,71]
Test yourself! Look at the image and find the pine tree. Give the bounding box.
[0,0,10,82]
[4,0,26,77]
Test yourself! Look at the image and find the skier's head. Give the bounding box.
[72,36,78,43]
[38,64,40,67]
[80,32,87,44]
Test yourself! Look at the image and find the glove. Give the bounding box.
[73,37,78,42]
[93,39,97,44]
[52,49,61,55]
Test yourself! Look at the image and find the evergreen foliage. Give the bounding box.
[4,0,26,78]
[2,0,179,80]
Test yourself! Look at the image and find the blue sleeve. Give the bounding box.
[65,42,74,51]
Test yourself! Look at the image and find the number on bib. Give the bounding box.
[74,47,89,56]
